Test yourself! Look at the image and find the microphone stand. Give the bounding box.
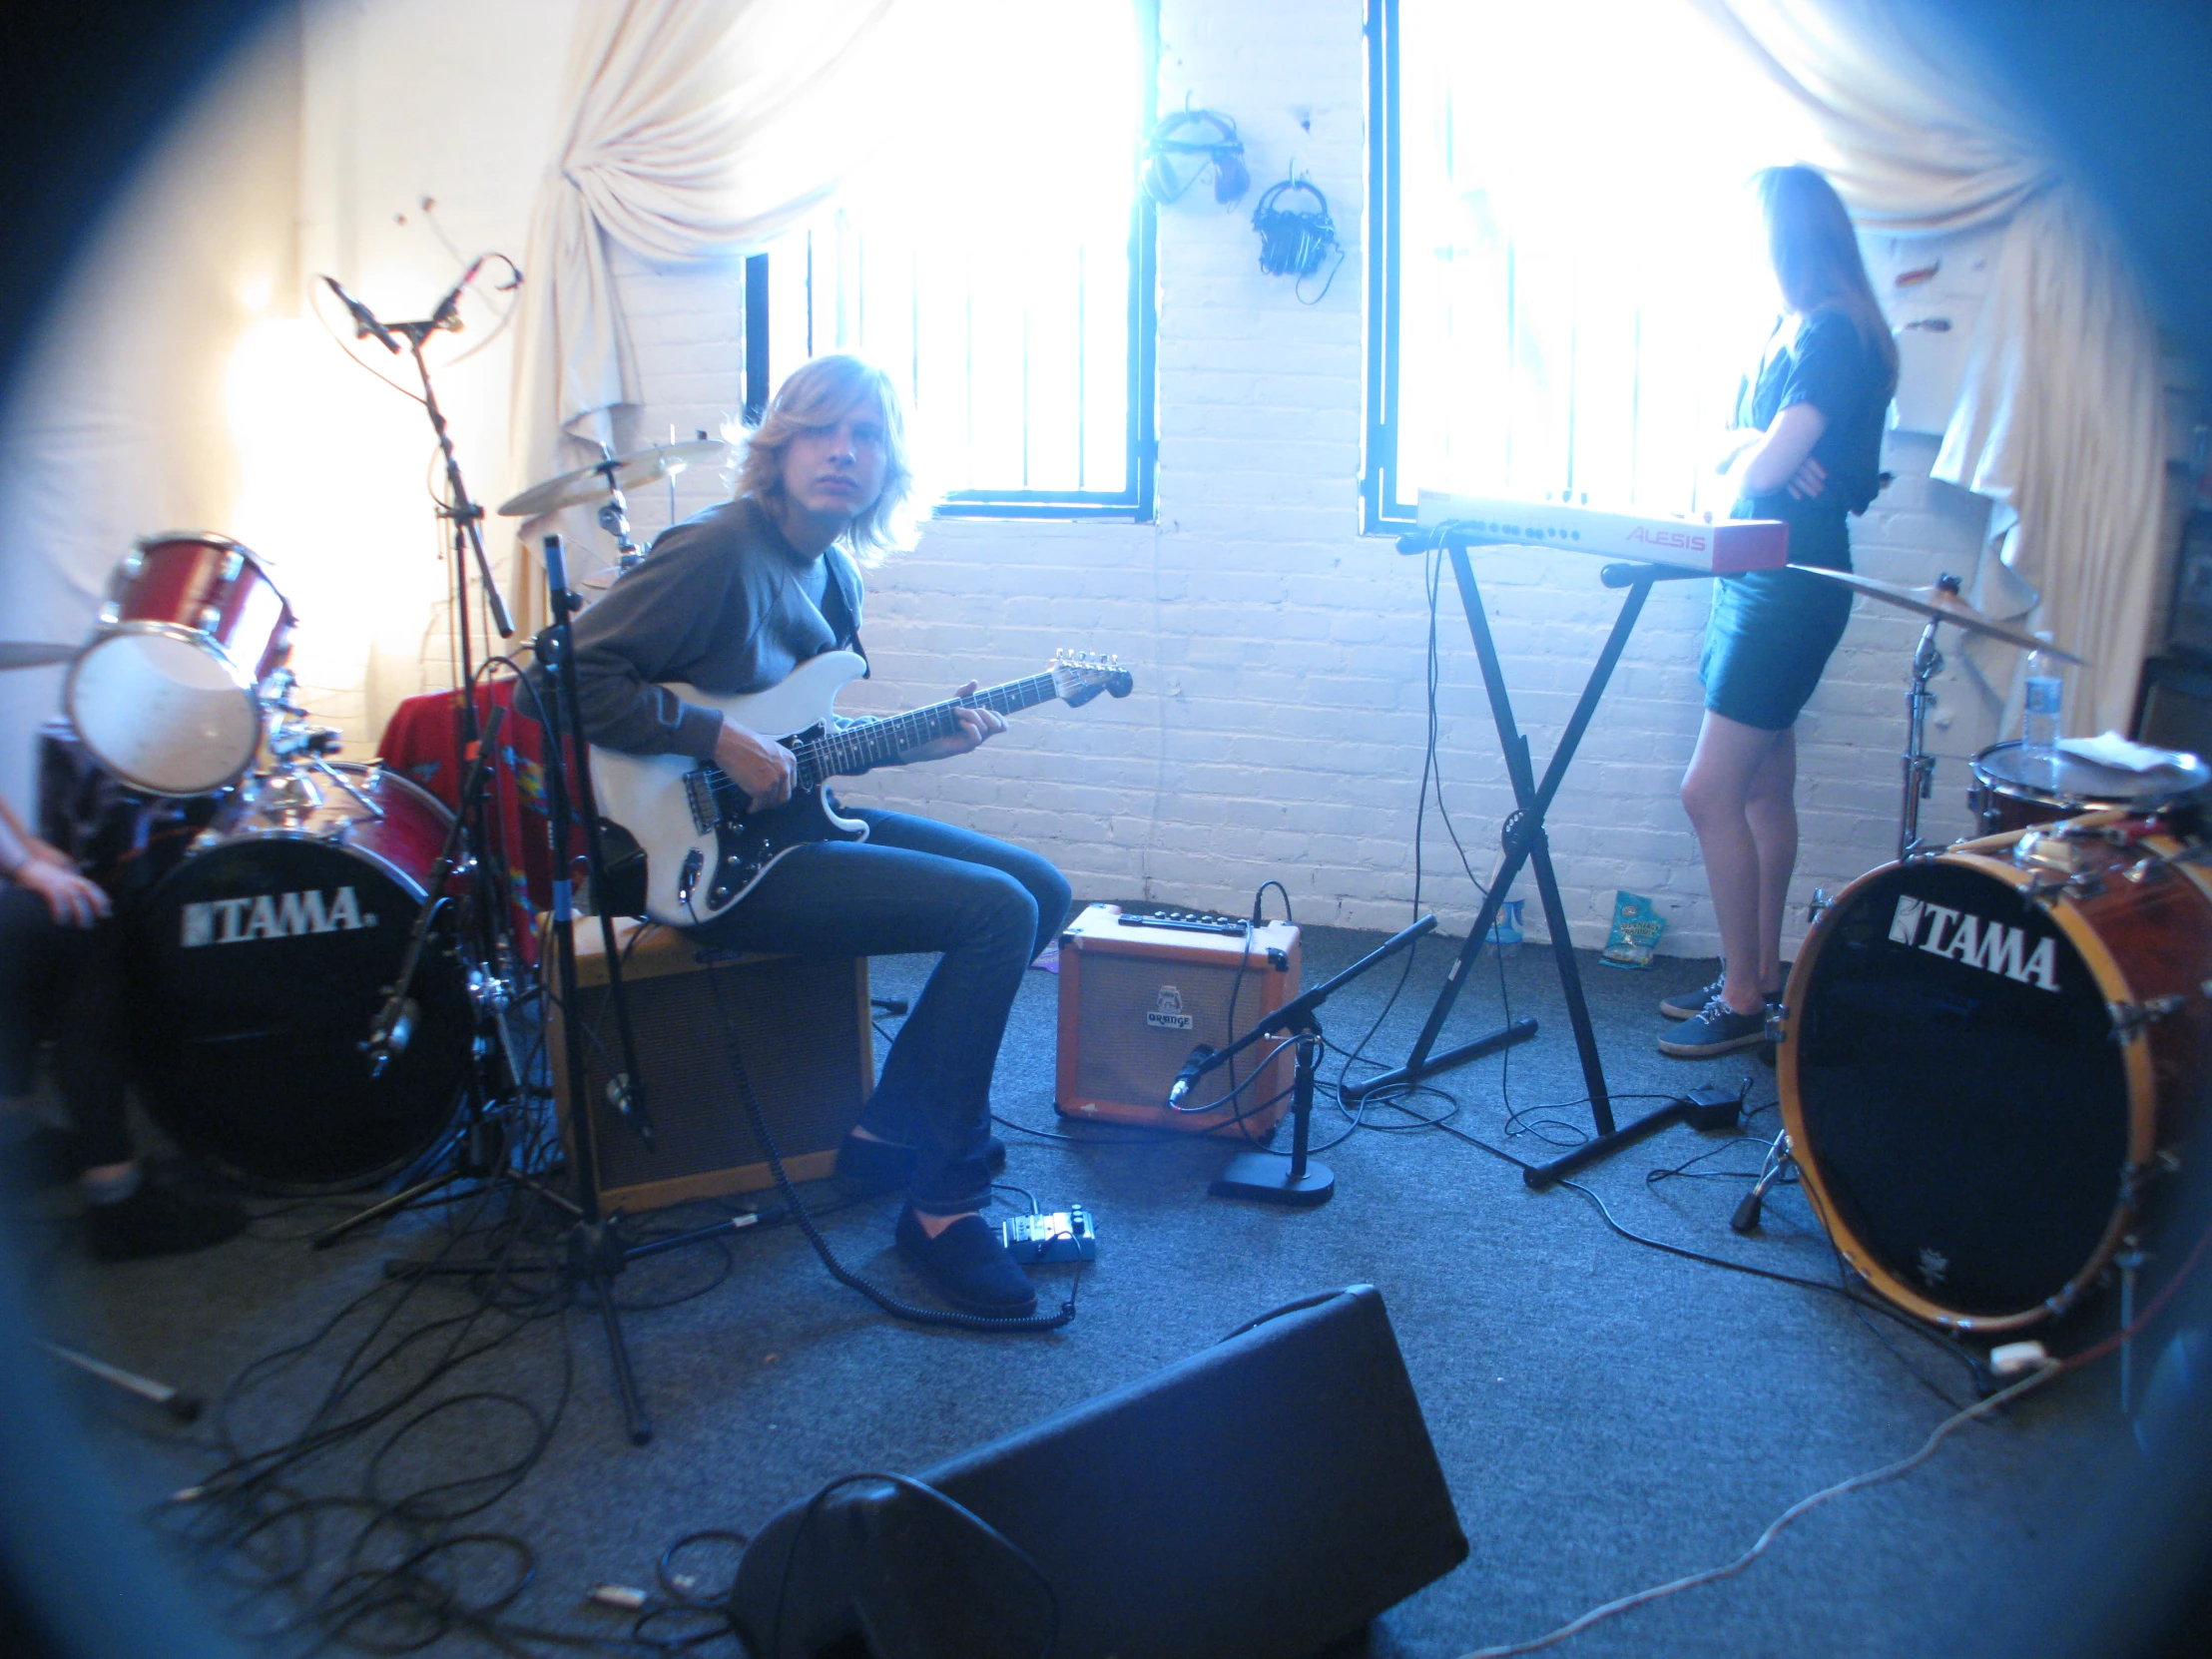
[1200,914,1438,1207]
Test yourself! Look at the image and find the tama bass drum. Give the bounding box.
[133,765,470,1191]
[1780,817,2212,1332]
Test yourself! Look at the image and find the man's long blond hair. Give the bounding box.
[730,353,915,561]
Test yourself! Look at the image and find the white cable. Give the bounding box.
[1452,1361,2064,1659]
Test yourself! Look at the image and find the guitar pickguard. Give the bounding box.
[694,784,870,915]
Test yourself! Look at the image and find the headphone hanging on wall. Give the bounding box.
[1142,106,1250,207]
[1251,173,1345,302]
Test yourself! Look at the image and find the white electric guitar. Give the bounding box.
[590,649,1133,925]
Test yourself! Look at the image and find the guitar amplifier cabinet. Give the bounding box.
[1054,904,1300,1135]
[543,917,871,1214]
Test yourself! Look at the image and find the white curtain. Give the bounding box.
[1695,0,2169,736]
[506,0,911,623]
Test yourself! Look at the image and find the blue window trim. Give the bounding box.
[1363,0,1414,535]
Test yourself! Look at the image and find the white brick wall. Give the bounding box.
[284,0,2002,961]
[594,0,2002,958]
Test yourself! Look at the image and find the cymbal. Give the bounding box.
[0,642,78,670]
[1799,567,2085,663]
[497,438,729,518]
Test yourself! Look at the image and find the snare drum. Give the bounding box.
[132,764,469,1191]
[1967,738,2208,835]
[66,532,295,797]
[1779,819,2212,1331]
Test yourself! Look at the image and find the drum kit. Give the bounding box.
[1,433,728,1197]
[1765,567,2212,1338]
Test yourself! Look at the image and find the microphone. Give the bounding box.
[322,275,400,353]
[1166,1042,1218,1109]
[429,255,486,332]
[362,997,418,1078]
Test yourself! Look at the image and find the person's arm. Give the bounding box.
[0,797,109,928]
[1735,401,1830,498]
[566,520,746,761]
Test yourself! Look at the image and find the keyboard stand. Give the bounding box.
[1342,525,1711,1141]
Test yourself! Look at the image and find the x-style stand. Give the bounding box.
[1343,524,1711,1143]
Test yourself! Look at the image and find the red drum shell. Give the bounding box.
[65,533,295,796]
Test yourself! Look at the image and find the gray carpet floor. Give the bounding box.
[11,917,2149,1658]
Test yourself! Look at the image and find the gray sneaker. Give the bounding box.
[1657,996,1769,1058]
[1660,975,1785,1021]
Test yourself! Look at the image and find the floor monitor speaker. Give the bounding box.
[728,1283,1468,1659]
[544,917,871,1214]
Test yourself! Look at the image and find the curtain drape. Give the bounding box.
[1694,0,2168,736]
[505,0,909,626]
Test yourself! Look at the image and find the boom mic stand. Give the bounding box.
[1198,914,1438,1207]
[390,536,757,1445]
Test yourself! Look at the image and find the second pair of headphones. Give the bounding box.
[1141,107,1250,207]
[1252,175,1341,288]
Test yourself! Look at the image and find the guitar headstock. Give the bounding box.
[1051,650,1134,707]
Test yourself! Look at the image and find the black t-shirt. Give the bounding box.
[1731,307,1891,569]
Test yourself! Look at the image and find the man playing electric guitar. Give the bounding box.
[566,353,1069,1319]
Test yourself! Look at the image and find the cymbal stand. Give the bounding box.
[1897,573,1969,861]
[593,446,646,577]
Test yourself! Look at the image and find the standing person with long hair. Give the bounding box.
[563,353,1069,1317]
[1659,165,1899,1057]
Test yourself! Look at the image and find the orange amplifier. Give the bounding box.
[1055,903,1301,1135]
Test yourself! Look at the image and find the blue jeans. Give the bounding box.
[684,809,1069,1215]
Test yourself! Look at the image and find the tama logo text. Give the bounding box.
[181,887,376,947]
[1889,896,2058,991]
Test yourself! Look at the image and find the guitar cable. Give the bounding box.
[684,895,1080,1335]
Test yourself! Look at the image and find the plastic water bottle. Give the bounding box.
[2023,630,2063,781]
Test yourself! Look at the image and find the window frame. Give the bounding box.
[751,1,1159,525]
[1362,0,1412,535]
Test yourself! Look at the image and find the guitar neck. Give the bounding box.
[797,672,1059,786]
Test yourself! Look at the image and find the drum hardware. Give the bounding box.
[1806,887,1832,922]
[1731,1130,1795,1234]
[1799,567,2089,859]
[0,642,79,670]
[2107,996,2187,1042]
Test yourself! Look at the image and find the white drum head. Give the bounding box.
[66,629,261,795]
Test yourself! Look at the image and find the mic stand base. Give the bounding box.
[1209,1155,1336,1207]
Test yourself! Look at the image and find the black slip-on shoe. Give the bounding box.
[894,1206,1037,1318]
[1657,997,1770,1059]
[85,1180,248,1263]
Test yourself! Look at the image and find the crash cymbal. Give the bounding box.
[0,641,78,670]
[496,439,729,518]
[1799,567,2085,663]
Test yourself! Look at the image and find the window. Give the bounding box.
[751,0,1157,520]
[1366,0,1822,531]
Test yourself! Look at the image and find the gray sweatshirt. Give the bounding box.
[565,496,866,760]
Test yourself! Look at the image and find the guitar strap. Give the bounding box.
[820,549,868,676]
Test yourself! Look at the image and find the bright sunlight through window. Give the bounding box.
[1374,0,1825,524]
[761,0,1153,517]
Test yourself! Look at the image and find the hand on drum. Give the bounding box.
[14,854,111,928]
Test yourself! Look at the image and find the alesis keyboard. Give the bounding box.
[1412,489,1788,574]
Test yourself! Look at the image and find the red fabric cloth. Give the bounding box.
[377,678,577,966]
